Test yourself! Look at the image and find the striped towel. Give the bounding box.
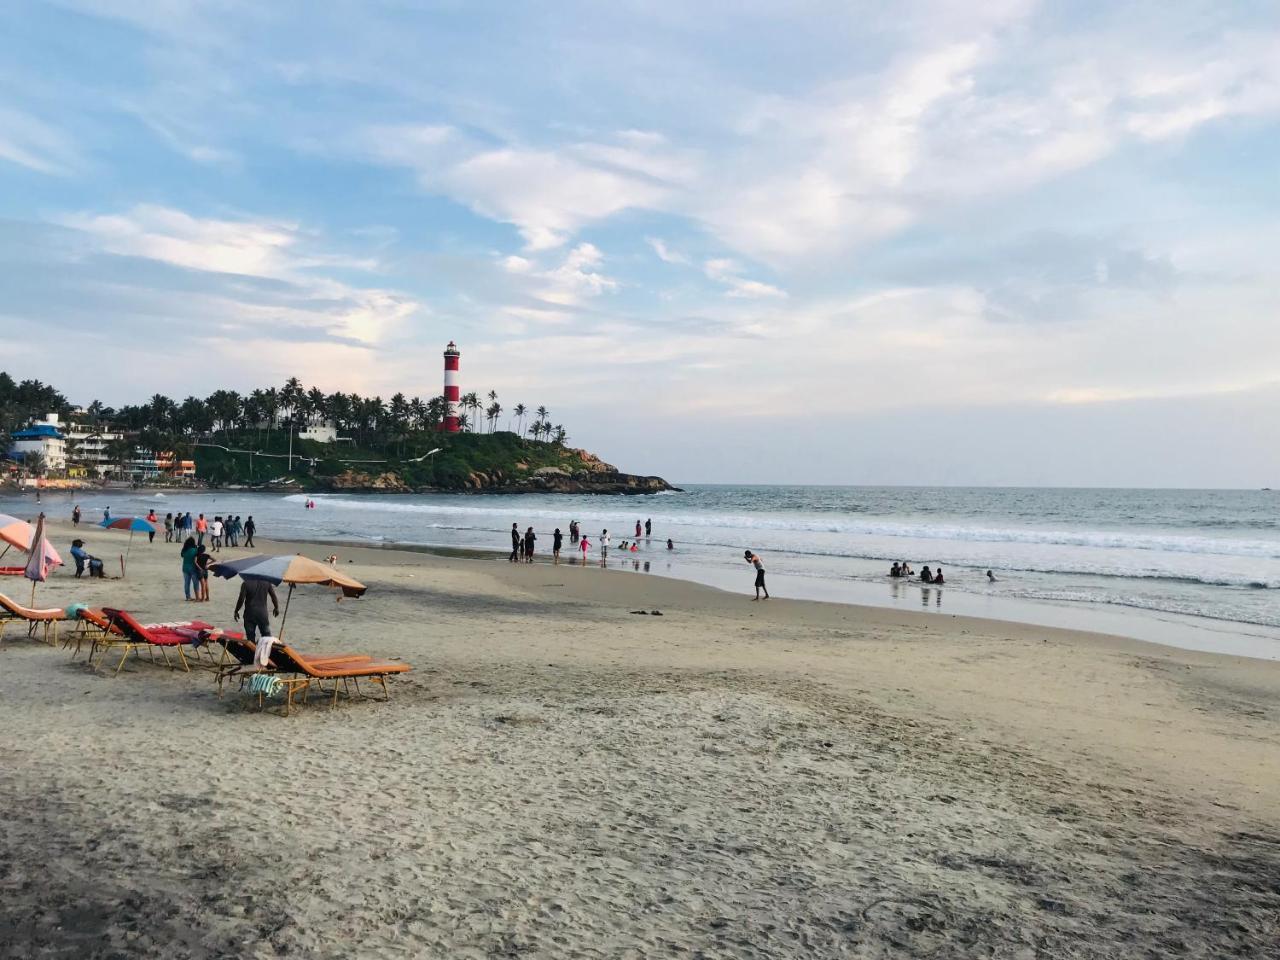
[248,674,282,697]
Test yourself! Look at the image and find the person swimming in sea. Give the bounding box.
[987,569,998,582]
[920,565,933,583]
[889,562,901,578]
[933,567,945,585]
[666,538,674,550]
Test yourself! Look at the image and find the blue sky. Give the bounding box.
[2,1,1278,485]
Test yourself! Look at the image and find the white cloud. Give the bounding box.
[703,258,786,299]
[646,236,689,265]
[0,107,79,175]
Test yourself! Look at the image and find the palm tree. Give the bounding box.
[553,424,567,446]
[535,406,549,440]
[456,412,470,433]
[512,403,526,436]
[486,402,502,433]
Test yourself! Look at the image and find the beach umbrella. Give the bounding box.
[0,514,36,559]
[208,554,366,639]
[23,514,62,606]
[98,516,156,572]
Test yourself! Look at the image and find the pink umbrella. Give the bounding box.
[23,514,62,606]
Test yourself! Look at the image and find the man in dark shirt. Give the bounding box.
[510,523,520,562]
[243,516,256,548]
[234,578,280,642]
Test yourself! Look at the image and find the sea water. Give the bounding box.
[7,486,1278,659]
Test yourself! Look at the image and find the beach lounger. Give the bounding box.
[0,593,67,645]
[91,608,217,675]
[218,639,408,715]
[211,634,372,700]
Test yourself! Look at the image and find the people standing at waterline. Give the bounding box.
[744,550,769,600]
[524,526,536,562]
[510,523,520,563]
[600,529,610,559]
[553,528,563,564]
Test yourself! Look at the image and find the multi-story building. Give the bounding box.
[8,415,67,472]
[64,421,125,477]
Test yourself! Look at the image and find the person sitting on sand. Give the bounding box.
[934,567,945,585]
[70,539,105,578]
[744,549,770,600]
[987,569,998,582]
[920,566,933,583]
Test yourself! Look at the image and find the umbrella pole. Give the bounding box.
[30,579,36,607]
[0,544,9,562]
[277,583,294,640]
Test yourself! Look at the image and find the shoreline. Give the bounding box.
[235,529,1280,663]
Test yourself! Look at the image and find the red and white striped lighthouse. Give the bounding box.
[441,341,461,433]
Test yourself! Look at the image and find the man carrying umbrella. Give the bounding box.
[234,577,280,643]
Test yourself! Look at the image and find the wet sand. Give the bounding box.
[1,520,1278,958]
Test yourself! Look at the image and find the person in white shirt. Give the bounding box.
[600,529,610,559]
[210,517,224,552]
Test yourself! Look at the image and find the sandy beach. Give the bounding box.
[1,518,1278,958]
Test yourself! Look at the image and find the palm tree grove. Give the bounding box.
[0,371,670,493]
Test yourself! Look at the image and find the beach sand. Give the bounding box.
[1,519,1278,958]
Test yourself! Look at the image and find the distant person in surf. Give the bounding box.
[645,518,652,537]
[920,566,933,583]
[890,562,902,578]
[635,520,642,538]
[667,538,674,550]
[744,550,769,600]
[934,567,945,585]
[579,535,590,563]
[987,569,998,582]
[553,528,563,564]
[570,521,579,545]
[600,529,610,559]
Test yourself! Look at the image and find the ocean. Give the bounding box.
[6,485,1278,659]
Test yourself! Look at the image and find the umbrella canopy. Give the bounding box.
[0,514,36,552]
[23,515,61,583]
[99,516,156,533]
[209,554,366,597]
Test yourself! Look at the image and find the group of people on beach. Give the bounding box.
[508,518,674,565]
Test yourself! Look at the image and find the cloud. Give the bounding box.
[0,107,80,175]
[703,258,786,299]
[362,125,696,251]
[646,236,688,265]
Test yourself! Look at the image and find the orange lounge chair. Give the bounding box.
[237,641,409,715]
[212,634,373,699]
[0,593,67,645]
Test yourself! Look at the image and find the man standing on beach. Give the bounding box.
[243,516,256,548]
[196,513,207,548]
[510,523,521,562]
[744,550,769,601]
[600,529,610,560]
[233,577,280,643]
[553,527,563,564]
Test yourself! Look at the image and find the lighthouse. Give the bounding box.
[442,341,461,433]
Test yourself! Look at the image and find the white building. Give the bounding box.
[299,419,341,443]
[65,422,125,476]
[8,415,67,472]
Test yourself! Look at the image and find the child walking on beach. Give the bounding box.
[579,535,590,564]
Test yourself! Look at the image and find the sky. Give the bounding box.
[2,0,1278,487]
